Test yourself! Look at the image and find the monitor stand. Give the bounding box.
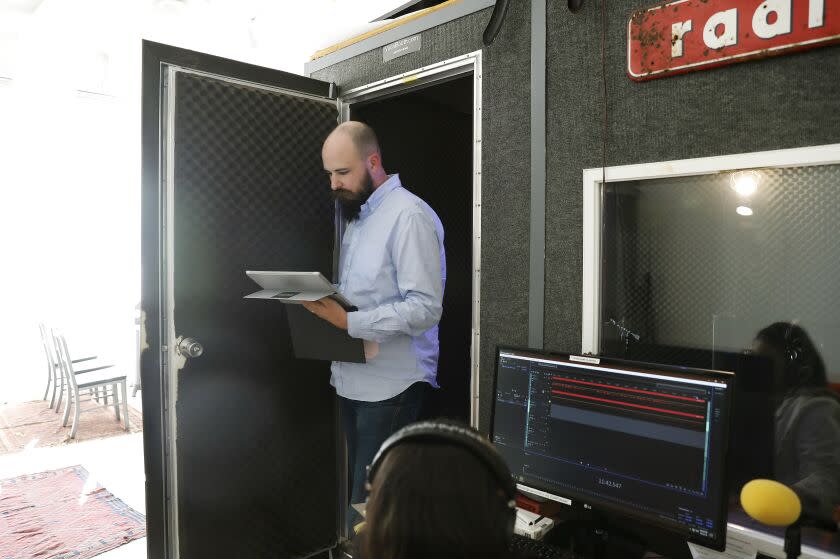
[564,507,694,559]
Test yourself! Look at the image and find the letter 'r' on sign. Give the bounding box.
[672,20,693,57]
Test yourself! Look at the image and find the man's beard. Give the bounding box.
[332,172,374,221]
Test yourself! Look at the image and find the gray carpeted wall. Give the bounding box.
[311,4,533,434]
[311,0,840,435]
[544,0,840,357]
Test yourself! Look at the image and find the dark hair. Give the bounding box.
[362,439,515,559]
[755,322,828,393]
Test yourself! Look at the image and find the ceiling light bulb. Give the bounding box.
[731,170,760,197]
[736,206,754,217]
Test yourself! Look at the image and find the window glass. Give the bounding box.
[600,165,840,546]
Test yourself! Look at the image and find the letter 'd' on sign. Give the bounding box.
[627,0,840,81]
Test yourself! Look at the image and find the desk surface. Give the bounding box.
[728,506,840,555]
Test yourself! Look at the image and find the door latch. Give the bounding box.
[176,337,204,358]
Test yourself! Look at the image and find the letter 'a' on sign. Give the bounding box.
[753,0,792,39]
[627,0,840,81]
[703,8,738,49]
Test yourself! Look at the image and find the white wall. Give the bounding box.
[0,0,407,403]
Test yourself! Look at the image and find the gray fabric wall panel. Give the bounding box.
[544,0,840,357]
[312,5,532,434]
[476,1,532,433]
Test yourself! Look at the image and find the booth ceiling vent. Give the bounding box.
[370,0,448,22]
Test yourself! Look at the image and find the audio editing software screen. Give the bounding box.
[492,349,731,543]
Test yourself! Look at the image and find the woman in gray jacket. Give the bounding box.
[754,322,840,526]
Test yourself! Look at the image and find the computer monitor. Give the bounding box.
[491,347,733,552]
[602,343,775,494]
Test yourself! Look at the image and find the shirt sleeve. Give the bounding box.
[790,400,840,523]
[346,210,443,343]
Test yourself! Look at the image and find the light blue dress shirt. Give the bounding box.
[331,174,446,402]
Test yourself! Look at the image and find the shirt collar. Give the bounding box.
[359,174,401,218]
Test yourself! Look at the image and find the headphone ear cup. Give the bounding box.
[783,324,803,363]
[503,503,516,545]
[781,324,810,388]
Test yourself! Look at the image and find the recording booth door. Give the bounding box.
[141,41,342,558]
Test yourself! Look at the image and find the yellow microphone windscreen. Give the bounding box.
[740,479,802,527]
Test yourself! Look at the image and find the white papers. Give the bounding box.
[688,532,758,559]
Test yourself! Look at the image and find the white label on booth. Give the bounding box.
[383,34,422,62]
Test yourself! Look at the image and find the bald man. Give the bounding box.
[303,121,446,528]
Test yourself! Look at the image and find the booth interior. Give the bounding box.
[307,0,840,557]
[351,75,475,421]
[139,0,840,557]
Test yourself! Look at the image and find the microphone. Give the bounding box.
[741,479,801,526]
[740,479,802,559]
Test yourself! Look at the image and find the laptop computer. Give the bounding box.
[244,271,354,310]
[244,271,364,363]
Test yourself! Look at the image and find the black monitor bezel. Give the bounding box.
[490,345,734,552]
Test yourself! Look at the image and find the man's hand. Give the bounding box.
[301,297,348,330]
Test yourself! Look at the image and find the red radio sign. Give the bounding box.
[627,0,840,80]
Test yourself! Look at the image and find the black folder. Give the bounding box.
[284,304,366,363]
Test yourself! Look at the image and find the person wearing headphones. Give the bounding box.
[360,420,521,558]
[753,322,840,525]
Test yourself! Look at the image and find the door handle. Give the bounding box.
[177,337,204,358]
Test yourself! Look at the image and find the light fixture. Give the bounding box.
[730,170,760,197]
[736,206,754,217]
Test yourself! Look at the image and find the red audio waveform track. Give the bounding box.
[551,376,704,403]
[550,389,705,419]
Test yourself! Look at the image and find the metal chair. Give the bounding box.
[53,330,129,439]
[38,322,97,409]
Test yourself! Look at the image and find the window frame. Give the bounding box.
[581,143,840,355]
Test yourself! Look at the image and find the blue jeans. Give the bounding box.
[339,381,427,531]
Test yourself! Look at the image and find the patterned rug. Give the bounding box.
[0,465,146,559]
[0,400,143,455]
